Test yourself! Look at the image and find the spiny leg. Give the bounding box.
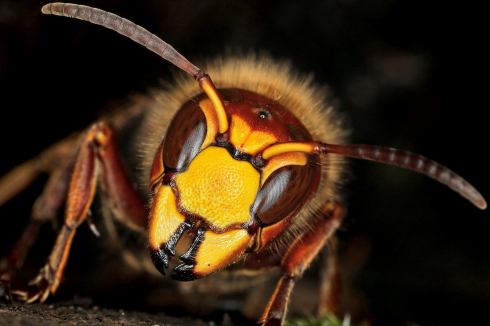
[0,167,72,281]
[18,122,147,303]
[260,201,344,326]
[0,136,80,284]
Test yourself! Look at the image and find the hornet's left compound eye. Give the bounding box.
[253,162,317,225]
[252,124,319,225]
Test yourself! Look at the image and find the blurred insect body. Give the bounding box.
[0,3,486,326]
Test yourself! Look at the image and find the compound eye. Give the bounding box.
[162,99,206,171]
[252,165,316,225]
[252,123,317,225]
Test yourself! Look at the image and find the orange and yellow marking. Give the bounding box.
[262,142,317,160]
[198,98,219,150]
[260,152,308,185]
[229,115,278,155]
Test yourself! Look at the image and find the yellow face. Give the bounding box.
[175,146,260,231]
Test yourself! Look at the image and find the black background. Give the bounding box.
[0,1,488,325]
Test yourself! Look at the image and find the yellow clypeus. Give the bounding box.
[175,146,260,231]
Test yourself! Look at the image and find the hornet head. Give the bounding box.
[148,89,321,281]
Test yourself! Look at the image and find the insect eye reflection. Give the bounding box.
[258,110,268,119]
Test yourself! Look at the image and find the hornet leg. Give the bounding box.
[0,167,72,281]
[4,122,147,303]
[260,201,344,326]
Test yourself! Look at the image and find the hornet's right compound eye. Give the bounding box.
[162,99,207,171]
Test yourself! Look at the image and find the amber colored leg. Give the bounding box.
[0,136,79,283]
[0,166,72,281]
[260,202,344,326]
[95,124,148,231]
[19,122,147,303]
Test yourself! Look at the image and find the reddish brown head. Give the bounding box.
[148,89,322,280]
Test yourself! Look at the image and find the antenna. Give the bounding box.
[41,3,229,133]
[262,141,487,210]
